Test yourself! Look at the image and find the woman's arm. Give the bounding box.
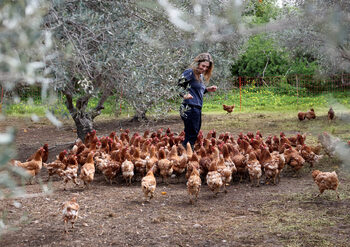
[178,76,190,97]
[177,70,194,99]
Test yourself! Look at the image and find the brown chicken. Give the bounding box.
[260,146,283,185]
[11,148,43,184]
[198,146,211,178]
[299,144,322,168]
[279,134,291,151]
[186,152,200,180]
[284,145,305,174]
[84,129,97,147]
[230,144,247,182]
[187,165,201,204]
[77,137,99,166]
[62,155,80,190]
[95,153,120,184]
[305,108,316,120]
[223,104,235,114]
[132,147,148,178]
[79,152,95,188]
[61,197,80,233]
[328,107,335,122]
[297,112,306,121]
[177,144,189,169]
[140,139,151,159]
[27,143,49,163]
[121,152,134,185]
[101,161,121,185]
[219,145,236,192]
[217,156,233,193]
[141,166,157,202]
[312,170,340,199]
[310,144,322,155]
[206,160,223,196]
[146,145,158,173]
[168,145,184,181]
[44,150,67,181]
[287,135,298,147]
[157,148,173,184]
[296,133,306,146]
[71,141,86,156]
[246,152,262,187]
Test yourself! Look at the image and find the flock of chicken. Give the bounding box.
[10,128,343,233]
[297,107,335,122]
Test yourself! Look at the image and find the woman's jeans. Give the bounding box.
[180,104,202,150]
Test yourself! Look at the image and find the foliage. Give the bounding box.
[243,0,281,24]
[0,0,52,89]
[0,0,53,236]
[231,35,289,77]
[231,34,319,77]
[288,57,318,75]
[45,0,127,138]
[276,0,350,74]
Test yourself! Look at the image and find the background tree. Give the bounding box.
[46,1,194,137]
[45,1,125,140]
[243,0,281,24]
[45,0,244,138]
[276,0,350,74]
[231,34,318,77]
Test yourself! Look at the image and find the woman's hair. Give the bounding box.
[190,53,214,82]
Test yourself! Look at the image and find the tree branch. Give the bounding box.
[338,45,350,62]
[62,87,76,117]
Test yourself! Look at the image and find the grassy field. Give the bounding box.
[2,86,350,118]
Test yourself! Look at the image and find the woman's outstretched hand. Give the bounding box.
[184,93,194,99]
[207,85,217,92]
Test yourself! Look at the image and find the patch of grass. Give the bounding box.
[4,101,47,115]
[260,202,345,247]
[3,87,350,118]
[203,87,350,113]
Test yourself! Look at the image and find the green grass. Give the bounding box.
[2,86,350,117]
[203,86,350,113]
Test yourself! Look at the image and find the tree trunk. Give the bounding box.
[63,86,109,140]
[72,112,94,140]
[131,111,148,122]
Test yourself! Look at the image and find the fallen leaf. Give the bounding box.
[161,192,167,195]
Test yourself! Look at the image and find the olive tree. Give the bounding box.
[0,0,53,235]
[45,0,245,139]
[45,1,125,140]
[275,0,350,74]
[45,1,188,137]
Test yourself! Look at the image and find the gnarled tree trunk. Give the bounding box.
[63,87,109,140]
[131,111,148,122]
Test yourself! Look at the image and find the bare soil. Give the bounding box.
[1,113,350,247]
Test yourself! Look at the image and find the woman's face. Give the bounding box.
[198,61,210,74]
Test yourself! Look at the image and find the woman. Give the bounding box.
[178,53,217,150]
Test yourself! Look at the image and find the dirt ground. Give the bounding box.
[0,113,350,247]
